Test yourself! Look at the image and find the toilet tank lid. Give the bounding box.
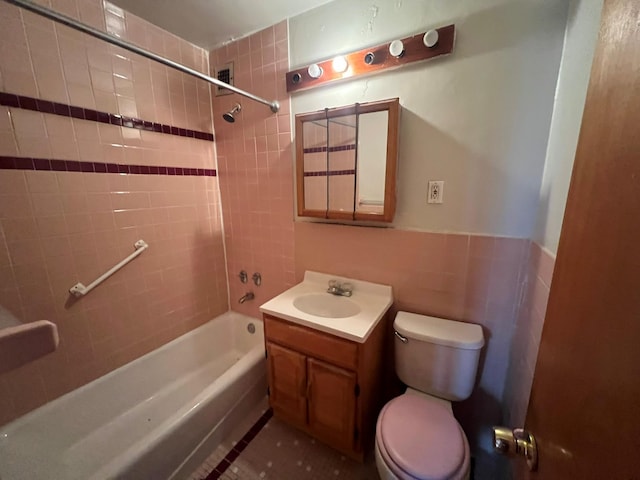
[394,312,484,350]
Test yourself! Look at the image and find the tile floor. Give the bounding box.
[189,398,380,480]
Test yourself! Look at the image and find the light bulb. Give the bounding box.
[389,39,405,58]
[332,55,348,73]
[307,63,323,79]
[423,30,439,48]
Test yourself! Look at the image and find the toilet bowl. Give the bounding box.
[374,393,470,480]
[374,312,483,480]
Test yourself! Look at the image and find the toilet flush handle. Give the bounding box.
[394,331,408,343]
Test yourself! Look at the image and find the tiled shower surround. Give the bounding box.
[0,0,227,425]
[210,22,297,319]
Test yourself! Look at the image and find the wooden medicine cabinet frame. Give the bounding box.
[295,98,400,222]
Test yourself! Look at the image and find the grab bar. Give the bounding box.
[69,240,148,297]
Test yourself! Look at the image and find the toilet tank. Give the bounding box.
[394,312,484,402]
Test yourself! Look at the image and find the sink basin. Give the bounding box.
[293,293,361,318]
[260,271,393,342]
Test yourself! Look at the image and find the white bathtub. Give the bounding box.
[0,311,266,480]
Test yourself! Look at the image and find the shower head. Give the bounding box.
[223,103,242,123]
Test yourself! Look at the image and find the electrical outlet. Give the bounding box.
[427,181,444,204]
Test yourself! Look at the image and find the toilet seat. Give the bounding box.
[376,394,469,480]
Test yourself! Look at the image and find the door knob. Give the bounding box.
[492,426,538,471]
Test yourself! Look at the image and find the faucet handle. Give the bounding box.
[341,282,353,293]
[328,279,339,288]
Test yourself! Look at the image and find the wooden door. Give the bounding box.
[266,342,307,425]
[524,0,640,477]
[307,357,357,451]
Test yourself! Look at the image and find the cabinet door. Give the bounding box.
[307,358,357,450]
[267,342,307,425]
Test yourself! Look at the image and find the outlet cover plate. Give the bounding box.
[428,181,444,204]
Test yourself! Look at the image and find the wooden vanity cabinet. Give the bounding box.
[263,313,387,461]
[266,342,307,426]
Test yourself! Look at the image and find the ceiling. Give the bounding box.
[110,0,334,50]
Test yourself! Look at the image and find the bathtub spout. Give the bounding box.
[238,292,255,304]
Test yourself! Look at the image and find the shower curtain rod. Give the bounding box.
[2,0,280,113]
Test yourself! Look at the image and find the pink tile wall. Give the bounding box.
[303,173,327,211]
[329,119,356,148]
[0,0,212,133]
[210,22,296,318]
[504,242,555,428]
[303,121,327,150]
[303,145,327,211]
[295,221,528,457]
[0,0,227,425]
[303,151,326,170]
[327,173,356,212]
[300,121,356,212]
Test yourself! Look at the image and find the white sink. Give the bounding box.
[293,293,361,318]
[260,271,393,343]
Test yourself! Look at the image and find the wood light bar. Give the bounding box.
[286,24,455,93]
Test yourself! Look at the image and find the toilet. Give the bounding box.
[375,311,484,480]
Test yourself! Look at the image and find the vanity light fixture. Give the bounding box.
[389,39,405,58]
[307,63,323,79]
[332,55,349,73]
[286,24,456,93]
[423,29,439,48]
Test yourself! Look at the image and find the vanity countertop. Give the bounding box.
[259,271,393,343]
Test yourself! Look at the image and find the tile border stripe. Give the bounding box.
[204,408,273,480]
[303,144,356,154]
[0,92,214,142]
[0,156,216,177]
[304,169,356,177]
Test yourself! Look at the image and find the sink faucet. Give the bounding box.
[239,292,254,304]
[327,280,353,297]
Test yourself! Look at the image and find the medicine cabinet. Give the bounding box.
[295,98,400,222]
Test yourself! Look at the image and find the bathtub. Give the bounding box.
[0,311,266,480]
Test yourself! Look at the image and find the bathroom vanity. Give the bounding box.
[260,272,393,461]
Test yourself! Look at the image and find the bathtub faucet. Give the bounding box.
[238,292,255,304]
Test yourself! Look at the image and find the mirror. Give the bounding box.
[295,98,399,222]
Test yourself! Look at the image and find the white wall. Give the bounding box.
[533,0,603,253]
[289,0,569,237]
